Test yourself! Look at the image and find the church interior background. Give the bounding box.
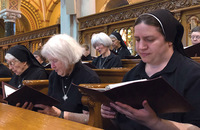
[0,0,200,60]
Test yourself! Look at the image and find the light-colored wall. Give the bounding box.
[79,0,96,17]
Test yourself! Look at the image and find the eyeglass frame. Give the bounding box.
[6,60,19,67]
[190,35,200,40]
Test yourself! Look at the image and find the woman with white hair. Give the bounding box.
[91,32,122,69]
[34,34,100,124]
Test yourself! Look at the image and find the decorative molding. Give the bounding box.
[0,9,21,22]
[9,0,18,10]
[78,0,200,30]
[0,24,60,46]
[21,1,42,28]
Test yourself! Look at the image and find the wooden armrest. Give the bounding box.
[22,80,49,95]
[0,77,11,83]
[79,83,117,129]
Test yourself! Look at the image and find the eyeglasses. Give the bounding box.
[6,60,18,67]
[191,35,200,40]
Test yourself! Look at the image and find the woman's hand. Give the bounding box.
[110,100,160,128]
[101,104,117,119]
[16,102,33,110]
[34,104,61,117]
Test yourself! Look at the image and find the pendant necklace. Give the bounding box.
[18,78,24,89]
[99,56,108,69]
[62,78,73,101]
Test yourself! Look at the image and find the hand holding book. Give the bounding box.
[77,77,192,114]
[2,82,60,107]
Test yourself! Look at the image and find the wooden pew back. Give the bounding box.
[191,57,200,63]
[121,59,141,68]
[45,68,131,83]
[22,80,49,95]
[93,68,130,83]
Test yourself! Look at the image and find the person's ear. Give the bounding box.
[167,41,173,46]
[23,61,28,66]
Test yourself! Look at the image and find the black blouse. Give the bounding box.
[48,61,100,113]
[114,51,200,129]
[92,52,122,69]
[9,65,48,88]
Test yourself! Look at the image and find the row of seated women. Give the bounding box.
[82,31,132,69]
[1,9,200,130]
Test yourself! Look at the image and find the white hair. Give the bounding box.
[41,34,84,67]
[109,34,118,40]
[5,53,19,62]
[91,32,112,48]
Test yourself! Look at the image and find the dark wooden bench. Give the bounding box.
[93,68,131,83]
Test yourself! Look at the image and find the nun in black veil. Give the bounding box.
[5,45,48,89]
[101,9,200,129]
[110,32,131,59]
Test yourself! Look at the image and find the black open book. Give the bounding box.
[2,82,60,107]
[77,77,192,114]
[184,43,200,57]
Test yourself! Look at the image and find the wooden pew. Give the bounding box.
[0,103,102,130]
[45,68,53,76]
[191,57,200,63]
[80,83,116,129]
[121,59,141,68]
[80,83,115,130]
[83,59,141,68]
[93,68,130,83]
[22,80,49,95]
[45,68,131,83]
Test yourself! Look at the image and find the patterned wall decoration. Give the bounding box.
[79,0,200,30]
[9,0,18,10]
[1,0,7,10]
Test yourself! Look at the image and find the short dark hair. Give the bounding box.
[82,44,90,51]
[191,26,200,33]
[33,50,46,62]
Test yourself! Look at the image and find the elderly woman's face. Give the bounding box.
[6,59,27,75]
[48,56,69,77]
[191,32,200,45]
[94,43,109,56]
[34,54,43,64]
[111,37,120,49]
[134,23,172,65]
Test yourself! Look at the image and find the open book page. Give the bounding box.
[4,84,17,97]
[106,79,147,90]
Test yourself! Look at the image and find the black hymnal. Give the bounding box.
[77,77,192,114]
[184,43,200,57]
[2,82,60,106]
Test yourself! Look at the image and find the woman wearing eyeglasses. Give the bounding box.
[191,26,200,45]
[5,45,48,89]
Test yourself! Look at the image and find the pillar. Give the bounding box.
[0,9,21,37]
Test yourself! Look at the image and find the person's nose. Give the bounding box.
[138,40,147,50]
[8,65,13,70]
[51,63,55,69]
[96,46,99,50]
